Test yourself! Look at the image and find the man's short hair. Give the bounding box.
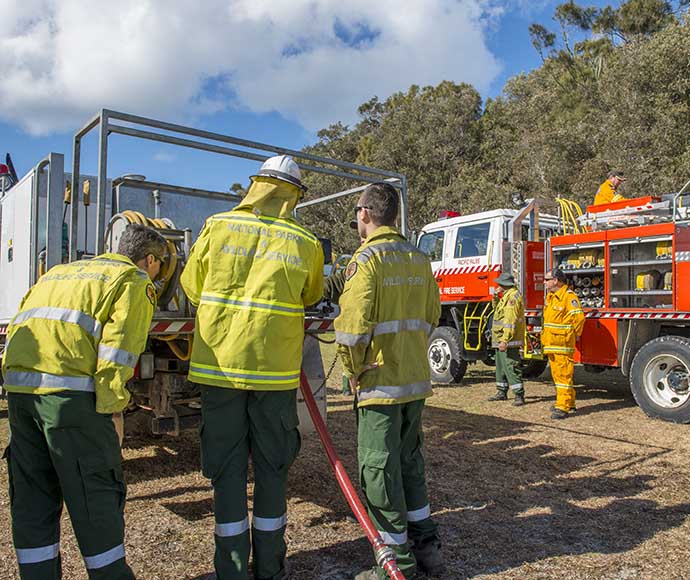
[360,182,399,226]
[550,268,568,284]
[117,224,167,264]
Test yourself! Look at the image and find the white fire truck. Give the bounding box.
[0,109,409,435]
[419,186,690,423]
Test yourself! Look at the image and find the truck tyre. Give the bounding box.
[428,326,467,384]
[630,335,690,423]
[520,358,548,379]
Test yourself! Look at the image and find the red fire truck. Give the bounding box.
[419,185,690,424]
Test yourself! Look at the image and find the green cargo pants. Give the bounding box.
[5,392,134,580]
[199,386,300,580]
[495,348,524,395]
[357,400,438,579]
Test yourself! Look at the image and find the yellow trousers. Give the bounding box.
[547,353,575,411]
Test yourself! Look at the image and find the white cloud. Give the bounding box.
[0,0,504,135]
[153,151,176,163]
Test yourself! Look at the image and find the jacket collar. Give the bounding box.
[550,283,570,300]
[94,253,136,267]
[363,225,403,245]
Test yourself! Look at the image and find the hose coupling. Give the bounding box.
[374,543,398,569]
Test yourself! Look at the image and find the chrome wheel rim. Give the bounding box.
[642,354,690,409]
[428,338,452,375]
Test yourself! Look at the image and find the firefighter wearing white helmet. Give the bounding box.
[252,154,307,192]
[180,154,323,580]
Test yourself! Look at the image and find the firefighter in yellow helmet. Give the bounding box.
[335,183,443,580]
[488,271,526,406]
[180,155,323,580]
[2,224,166,580]
[542,268,585,419]
[593,170,626,205]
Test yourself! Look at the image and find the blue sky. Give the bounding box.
[0,1,609,191]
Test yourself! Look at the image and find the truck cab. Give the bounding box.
[418,205,557,383]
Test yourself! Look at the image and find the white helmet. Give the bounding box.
[251,155,307,192]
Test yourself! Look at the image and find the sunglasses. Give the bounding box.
[354,205,372,216]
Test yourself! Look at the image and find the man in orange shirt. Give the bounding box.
[593,170,626,205]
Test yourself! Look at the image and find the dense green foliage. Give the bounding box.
[298,1,690,253]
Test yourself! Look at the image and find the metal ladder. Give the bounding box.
[462,302,492,352]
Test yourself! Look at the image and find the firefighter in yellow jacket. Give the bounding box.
[488,272,526,406]
[335,183,443,580]
[180,155,323,580]
[542,269,585,419]
[2,224,166,580]
[593,170,626,205]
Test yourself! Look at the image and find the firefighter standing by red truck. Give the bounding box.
[542,269,586,420]
[488,272,526,406]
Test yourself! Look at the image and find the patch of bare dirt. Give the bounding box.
[2,355,690,579]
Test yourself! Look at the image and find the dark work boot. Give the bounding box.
[412,539,444,576]
[551,408,568,420]
[487,391,508,402]
[512,393,526,406]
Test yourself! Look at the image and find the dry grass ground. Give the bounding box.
[2,342,690,579]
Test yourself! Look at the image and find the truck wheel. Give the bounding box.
[630,335,690,423]
[520,359,548,379]
[428,326,467,384]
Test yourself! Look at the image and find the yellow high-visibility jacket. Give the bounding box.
[594,179,625,206]
[491,286,525,348]
[335,226,441,407]
[2,254,156,413]
[542,284,585,355]
[180,177,324,391]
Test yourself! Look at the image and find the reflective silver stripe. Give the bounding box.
[358,381,432,402]
[543,346,574,353]
[510,383,523,391]
[407,504,431,522]
[544,323,572,329]
[335,330,371,346]
[555,384,574,389]
[373,319,432,336]
[5,371,94,392]
[201,294,304,315]
[496,382,508,387]
[98,344,138,367]
[190,364,299,383]
[16,542,60,564]
[357,241,421,264]
[83,543,126,570]
[215,517,250,537]
[253,514,287,531]
[379,530,407,545]
[12,307,102,338]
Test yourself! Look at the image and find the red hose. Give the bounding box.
[299,370,406,580]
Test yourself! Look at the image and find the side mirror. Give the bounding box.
[319,238,333,264]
